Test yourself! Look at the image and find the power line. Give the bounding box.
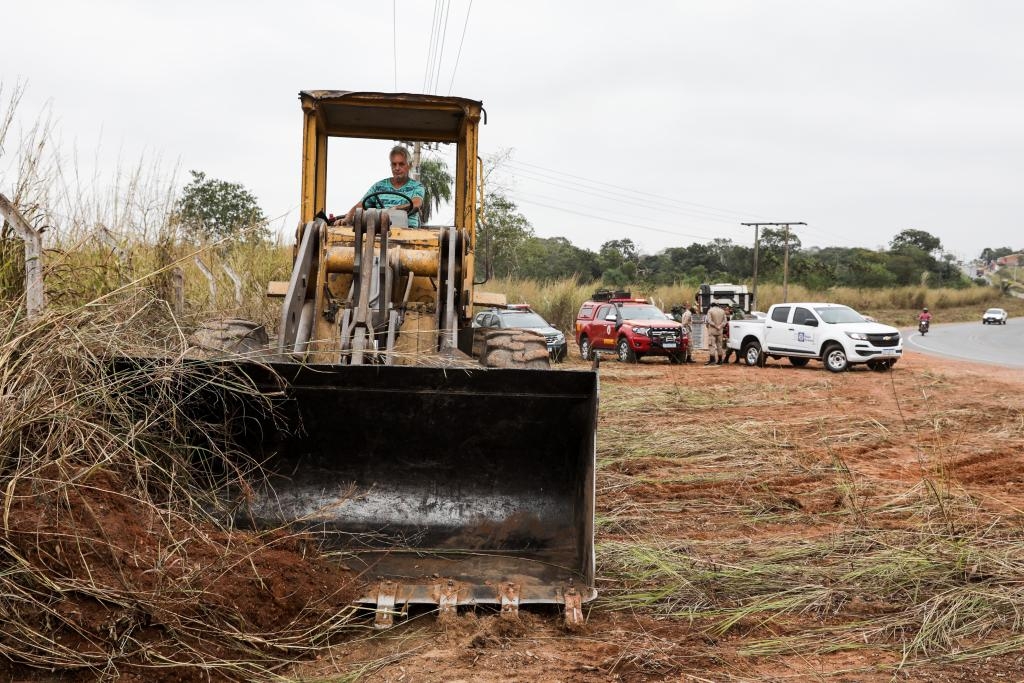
[505,158,764,222]
[502,157,850,245]
[509,194,739,243]
[392,0,398,91]
[510,188,746,239]
[431,0,452,94]
[503,164,749,226]
[422,1,442,93]
[447,0,473,96]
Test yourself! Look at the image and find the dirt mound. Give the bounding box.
[1,463,358,682]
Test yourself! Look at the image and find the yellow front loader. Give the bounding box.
[221,91,597,627]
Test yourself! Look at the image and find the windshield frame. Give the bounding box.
[813,306,866,324]
[498,311,549,328]
[617,304,672,321]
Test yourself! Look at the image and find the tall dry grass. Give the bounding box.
[1,85,363,680]
[0,297,360,680]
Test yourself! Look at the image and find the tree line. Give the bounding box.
[174,166,1017,292]
[479,193,1017,290]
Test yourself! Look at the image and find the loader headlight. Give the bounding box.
[632,326,651,337]
[846,332,867,340]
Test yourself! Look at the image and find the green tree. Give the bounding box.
[980,246,1015,263]
[417,158,452,224]
[517,236,600,281]
[478,192,534,278]
[177,170,267,242]
[890,229,941,254]
[598,239,640,281]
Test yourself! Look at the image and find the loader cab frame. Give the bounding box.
[299,90,484,311]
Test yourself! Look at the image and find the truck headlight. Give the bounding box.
[554,332,565,343]
[846,332,867,340]
[632,326,650,337]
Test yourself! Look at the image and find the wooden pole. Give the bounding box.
[222,263,243,306]
[171,267,185,316]
[782,223,791,303]
[0,193,47,319]
[194,256,216,304]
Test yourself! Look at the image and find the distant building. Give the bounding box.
[995,253,1023,267]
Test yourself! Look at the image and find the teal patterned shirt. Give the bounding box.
[362,178,426,227]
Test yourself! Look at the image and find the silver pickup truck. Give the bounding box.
[728,303,902,372]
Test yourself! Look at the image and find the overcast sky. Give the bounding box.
[2,1,1022,260]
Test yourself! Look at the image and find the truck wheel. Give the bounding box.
[741,340,762,366]
[579,336,592,361]
[617,337,637,363]
[481,330,550,369]
[823,344,849,372]
[789,357,810,367]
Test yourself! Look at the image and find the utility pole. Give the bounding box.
[741,222,806,305]
[782,223,791,303]
[412,141,422,180]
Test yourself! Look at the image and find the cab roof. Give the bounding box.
[299,90,485,142]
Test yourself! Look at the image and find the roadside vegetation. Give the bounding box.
[3,83,1024,681]
[587,361,1024,678]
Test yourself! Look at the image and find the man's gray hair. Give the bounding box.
[389,145,411,163]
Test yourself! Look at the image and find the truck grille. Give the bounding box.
[650,328,680,344]
[866,333,900,347]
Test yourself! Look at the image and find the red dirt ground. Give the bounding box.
[287,350,1024,682]
[4,350,1023,681]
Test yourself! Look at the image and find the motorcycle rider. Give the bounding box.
[918,307,932,333]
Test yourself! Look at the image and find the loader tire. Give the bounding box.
[480,329,551,369]
[188,319,270,358]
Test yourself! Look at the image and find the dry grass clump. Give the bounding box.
[0,298,360,682]
[593,366,1024,671]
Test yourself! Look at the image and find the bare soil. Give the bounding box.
[289,350,1024,682]
[5,350,1023,682]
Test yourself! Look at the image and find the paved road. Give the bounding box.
[904,317,1024,368]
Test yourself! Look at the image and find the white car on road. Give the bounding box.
[982,308,1008,325]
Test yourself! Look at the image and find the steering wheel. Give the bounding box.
[361,191,419,216]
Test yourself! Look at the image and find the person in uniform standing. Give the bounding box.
[721,305,736,364]
[704,301,727,365]
[679,305,695,363]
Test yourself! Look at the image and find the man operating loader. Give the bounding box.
[343,145,425,227]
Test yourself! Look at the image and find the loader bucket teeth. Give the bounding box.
[133,358,599,612]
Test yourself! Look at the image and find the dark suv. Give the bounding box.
[472,306,568,362]
[575,297,687,363]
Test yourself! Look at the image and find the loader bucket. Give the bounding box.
[210,361,598,611]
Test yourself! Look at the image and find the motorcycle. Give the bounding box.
[918,318,930,335]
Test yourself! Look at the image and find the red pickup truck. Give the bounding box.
[575,296,687,363]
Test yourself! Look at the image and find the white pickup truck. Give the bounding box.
[727,302,902,372]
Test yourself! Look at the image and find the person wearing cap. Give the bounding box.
[704,302,727,365]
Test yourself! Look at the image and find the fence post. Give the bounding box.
[171,267,185,316]
[98,225,130,284]
[222,263,243,306]
[194,256,216,304]
[0,193,46,319]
